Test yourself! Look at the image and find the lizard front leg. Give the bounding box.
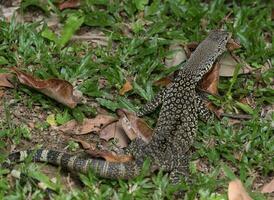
[196,94,215,122]
[136,89,166,117]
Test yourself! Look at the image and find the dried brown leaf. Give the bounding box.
[0,73,14,88]
[72,138,96,150]
[116,109,153,143]
[219,53,253,77]
[10,67,81,108]
[0,90,4,98]
[200,62,220,95]
[165,44,187,68]
[184,42,199,58]
[228,179,252,200]
[154,76,173,87]
[100,120,130,148]
[58,0,80,10]
[261,178,274,193]
[85,149,133,163]
[119,80,133,95]
[59,115,116,135]
[227,38,241,51]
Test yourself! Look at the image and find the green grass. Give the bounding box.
[0,0,273,199]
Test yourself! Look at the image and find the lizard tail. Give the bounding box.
[3,149,140,180]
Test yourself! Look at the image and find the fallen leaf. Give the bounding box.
[59,115,116,135]
[219,53,253,77]
[261,178,274,193]
[0,90,4,98]
[119,80,133,95]
[116,109,153,143]
[228,179,252,200]
[72,138,96,150]
[58,0,80,10]
[165,44,187,67]
[184,42,199,58]
[46,114,57,127]
[0,73,14,88]
[1,6,21,22]
[100,120,130,148]
[10,67,81,108]
[200,62,220,95]
[227,38,241,51]
[85,149,133,163]
[154,75,173,87]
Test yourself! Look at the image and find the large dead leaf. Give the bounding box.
[100,120,130,148]
[200,62,220,95]
[59,115,116,135]
[228,179,252,200]
[0,73,14,88]
[165,44,187,67]
[10,67,81,108]
[99,109,153,148]
[85,149,133,163]
[119,80,133,95]
[116,109,153,143]
[219,53,253,77]
[261,178,274,193]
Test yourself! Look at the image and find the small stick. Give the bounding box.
[220,113,252,120]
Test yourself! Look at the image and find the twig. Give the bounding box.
[220,113,252,120]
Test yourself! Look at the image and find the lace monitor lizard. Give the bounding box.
[2,30,231,185]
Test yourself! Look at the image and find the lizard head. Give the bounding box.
[208,30,230,56]
[187,30,231,82]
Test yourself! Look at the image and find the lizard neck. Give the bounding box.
[179,36,224,84]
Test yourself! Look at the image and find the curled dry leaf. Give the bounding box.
[228,179,252,200]
[261,178,274,193]
[200,62,220,95]
[119,80,133,95]
[72,138,96,150]
[116,109,153,143]
[59,115,116,135]
[165,44,187,68]
[0,73,14,88]
[10,67,81,108]
[227,38,241,52]
[85,149,133,163]
[100,120,130,148]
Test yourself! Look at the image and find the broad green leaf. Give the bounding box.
[235,101,254,115]
[0,56,8,65]
[134,0,149,11]
[222,164,237,181]
[84,11,115,27]
[20,0,49,14]
[96,98,120,111]
[58,13,84,48]
[41,27,58,43]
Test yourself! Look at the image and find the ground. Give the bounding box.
[0,1,273,199]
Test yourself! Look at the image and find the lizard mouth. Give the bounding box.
[226,38,241,51]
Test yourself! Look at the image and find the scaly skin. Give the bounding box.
[3,30,230,185]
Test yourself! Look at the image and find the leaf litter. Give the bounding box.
[9,67,82,108]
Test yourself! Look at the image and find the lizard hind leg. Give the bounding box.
[136,89,166,117]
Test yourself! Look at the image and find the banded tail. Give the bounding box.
[3,149,140,180]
